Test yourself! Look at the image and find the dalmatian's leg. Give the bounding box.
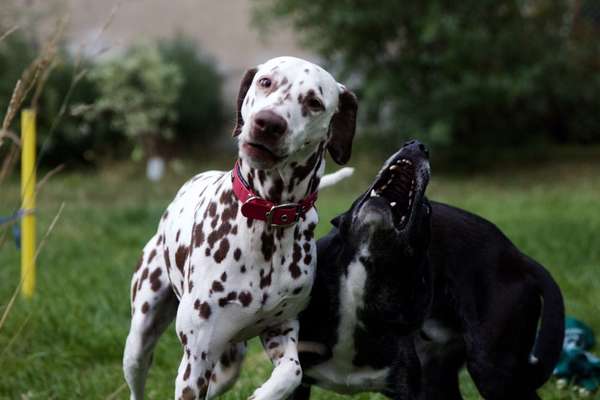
[250,320,303,400]
[173,297,236,400]
[124,235,178,400]
[206,342,247,399]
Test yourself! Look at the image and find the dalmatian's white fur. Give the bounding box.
[123,56,357,400]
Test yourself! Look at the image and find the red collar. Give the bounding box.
[232,161,318,228]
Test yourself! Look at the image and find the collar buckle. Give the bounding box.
[265,203,302,228]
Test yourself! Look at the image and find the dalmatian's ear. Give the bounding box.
[328,84,358,165]
[233,67,258,137]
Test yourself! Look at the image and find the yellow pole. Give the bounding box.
[21,109,36,298]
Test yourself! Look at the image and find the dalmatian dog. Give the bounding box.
[122,56,358,400]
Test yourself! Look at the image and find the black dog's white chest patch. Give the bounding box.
[304,251,390,392]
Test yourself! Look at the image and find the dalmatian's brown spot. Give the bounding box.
[212,281,224,292]
[175,245,190,272]
[197,376,207,392]
[289,243,303,279]
[193,223,205,247]
[292,287,302,295]
[268,341,280,349]
[303,223,316,241]
[240,265,246,273]
[181,387,195,400]
[233,248,242,261]
[205,248,211,256]
[150,268,162,291]
[176,230,181,242]
[210,215,219,229]
[261,293,269,305]
[219,189,235,206]
[163,248,171,270]
[134,253,144,272]
[296,369,301,375]
[208,202,217,218]
[207,222,232,248]
[213,239,230,263]
[147,249,158,264]
[195,300,212,319]
[231,225,238,235]
[188,280,194,292]
[275,310,284,317]
[218,291,238,307]
[221,272,227,282]
[156,234,163,245]
[201,351,207,360]
[304,253,312,264]
[238,291,252,307]
[180,332,188,345]
[220,351,231,368]
[162,210,169,220]
[183,363,191,380]
[303,243,310,253]
[261,232,275,262]
[247,218,253,228]
[260,268,273,289]
[221,202,238,223]
[141,302,150,313]
[318,85,323,95]
[131,282,138,302]
[258,170,266,186]
[138,268,149,290]
[267,178,284,203]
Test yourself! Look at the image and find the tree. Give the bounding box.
[254,0,600,149]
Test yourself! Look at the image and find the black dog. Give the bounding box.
[293,141,565,400]
[293,140,433,400]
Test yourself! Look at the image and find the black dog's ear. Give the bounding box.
[328,87,358,165]
[232,67,258,137]
[330,215,343,228]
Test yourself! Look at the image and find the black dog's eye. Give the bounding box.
[258,78,272,88]
[308,98,324,111]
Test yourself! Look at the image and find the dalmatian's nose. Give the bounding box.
[253,110,288,138]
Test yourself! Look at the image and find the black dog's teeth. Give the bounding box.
[370,158,417,227]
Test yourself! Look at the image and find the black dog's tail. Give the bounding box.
[524,255,565,390]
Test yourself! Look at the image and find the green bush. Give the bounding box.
[0,33,226,167]
[159,35,225,146]
[83,42,184,160]
[254,0,600,149]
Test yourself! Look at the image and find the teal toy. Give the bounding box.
[553,317,600,396]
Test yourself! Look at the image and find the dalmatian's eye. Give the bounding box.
[307,98,324,112]
[258,78,272,88]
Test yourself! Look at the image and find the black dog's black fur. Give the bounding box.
[295,140,433,400]
[293,142,565,400]
[417,201,564,400]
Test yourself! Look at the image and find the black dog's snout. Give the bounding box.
[403,139,429,158]
[253,110,287,138]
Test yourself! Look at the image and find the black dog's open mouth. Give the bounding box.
[369,158,416,229]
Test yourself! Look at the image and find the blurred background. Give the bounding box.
[0,0,599,399]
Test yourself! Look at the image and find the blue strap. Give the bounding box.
[0,209,26,249]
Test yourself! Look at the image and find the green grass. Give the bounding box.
[1,153,599,399]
